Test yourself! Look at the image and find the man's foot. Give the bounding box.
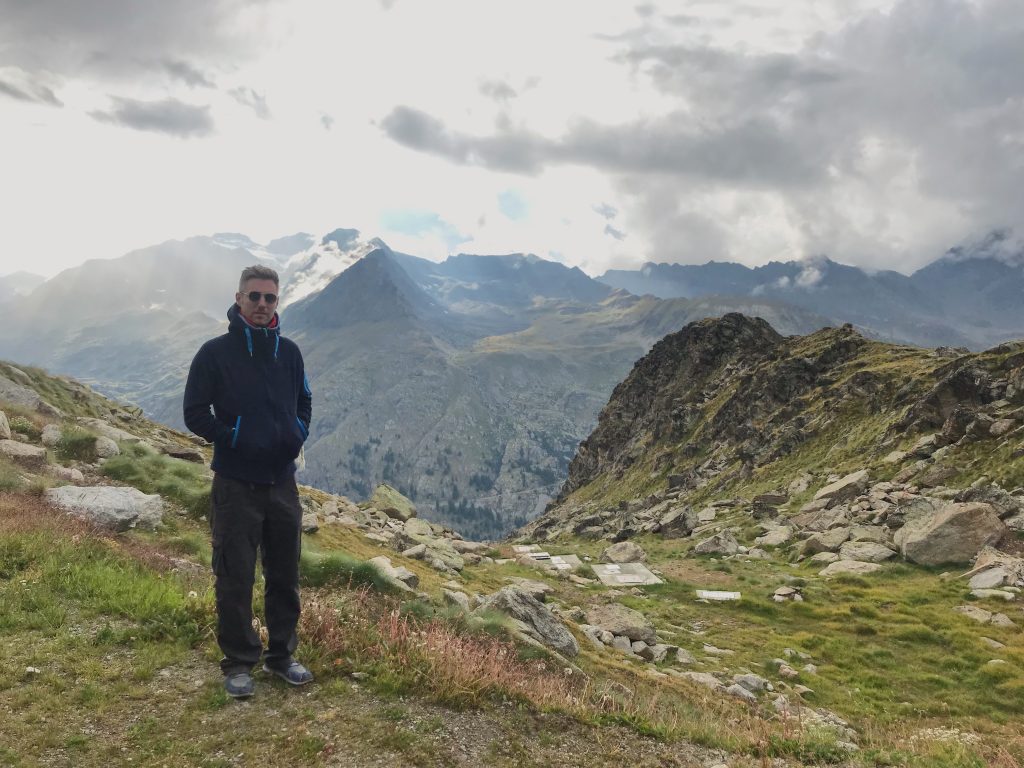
[224,671,255,699]
[262,660,314,686]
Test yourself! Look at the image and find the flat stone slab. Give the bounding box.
[696,589,741,601]
[548,554,583,571]
[818,559,882,577]
[591,562,663,586]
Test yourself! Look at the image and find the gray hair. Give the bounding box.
[238,264,279,291]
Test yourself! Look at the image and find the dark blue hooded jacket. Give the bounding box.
[183,304,312,485]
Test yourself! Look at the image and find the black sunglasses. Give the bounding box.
[245,291,278,304]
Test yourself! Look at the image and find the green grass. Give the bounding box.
[54,424,98,462]
[299,548,399,592]
[101,442,211,518]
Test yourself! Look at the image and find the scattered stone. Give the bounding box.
[451,539,488,554]
[799,528,851,556]
[693,530,739,556]
[733,673,771,693]
[404,518,433,537]
[754,526,793,547]
[367,556,419,591]
[611,635,635,655]
[838,541,897,563]
[402,544,427,560]
[659,506,697,538]
[882,450,910,464]
[368,483,416,521]
[980,636,1006,650]
[726,683,757,702]
[45,485,163,531]
[818,560,882,577]
[971,589,1015,601]
[51,465,84,482]
[90,435,119,459]
[679,671,723,691]
[953,605,993,624]
[697,508,717,523]
[600,541,647,563]
[702,643,734,656]
[504,577,555,602]
[990,613,1017,627]
[0,439,46,469]
[812,469,869,508]
[675,648,696,665]
[585,603,657,643]
[301,512,319,533]
[809,551,840,564]
[41,423,62,447]
[442,589,470,611]
[773,586,803,602]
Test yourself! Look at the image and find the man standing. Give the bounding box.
[184,265,314,698]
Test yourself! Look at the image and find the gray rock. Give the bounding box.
[403,518,434,536]
[366,556,417,593]
[402,544,427,559]
[818,560,882,577]
[726,683,757,702]
[40,423,62,448]
[971,589,1015,601]
[799,527,851,556]
[611,635,635,654]
[990,612,1017,628]
[953,605,992,624]
[0,411,10,440]
[838,541,897,563]
[734,673,771,692]
[51,465,84,482]
[648,643,672,663]
[679,671,724,691]
[46,485,163,531]
[442,589,470,611]
[600,541,647,563]
[809,551,841,563]
[969,567,1007,590]
[475,587,579,657]
[0,439,47,469]
[754,526,793,547]
[812,469,869,508]
[504,577,555,602]
[632,641,653,659]
[899,502,1007,566]
[659,506,696,538]
[451,539,488,554]
[301,512,319,533]
[585,603,657,643]
[675,647,696,665]
[693,530,739,556]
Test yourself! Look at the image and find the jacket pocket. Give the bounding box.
[230,416,241,449]
[295,416,308,440]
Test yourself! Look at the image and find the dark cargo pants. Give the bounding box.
[210,473,303,675]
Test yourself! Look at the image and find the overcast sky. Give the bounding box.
[2,0,1022,278]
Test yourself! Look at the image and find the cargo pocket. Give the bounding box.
[211,537,229,577]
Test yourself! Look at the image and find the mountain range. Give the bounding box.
[4,227,1024,536]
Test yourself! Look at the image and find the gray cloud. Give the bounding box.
[593,203,618,220]
[604,224,626,240]
[381,0,1024,271]
[382,105,823,187]
[89,97,214,137]
[228,86,270,119]
[479,79,518,102]
[0,77,62,107]
[0,0,271,79]
[162,59,216,88]
[321,113,335,131]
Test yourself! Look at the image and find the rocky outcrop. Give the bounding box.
[475,587,579,658]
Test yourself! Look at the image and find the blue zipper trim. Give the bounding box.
[303,374,312,396]
[295,416,308,439]
[244,327,253,357]
[273,333,280,360]
[231,416,241,448]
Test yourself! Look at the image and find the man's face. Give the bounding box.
[236,278,279,327]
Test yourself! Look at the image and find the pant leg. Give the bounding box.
[210,474,264,674]
[261,476,303,667]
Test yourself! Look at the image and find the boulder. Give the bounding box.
[838,541,897,563]
[679,671,724,691]
[600,541,647,563]
[45,485,163,531]
[693,530,739,556]
[0,439,47,470]
[754,526,793,548]
[659,506,696,538]
[898,502,1006,566]
[818,560,882,577]
[403,518,433,536]
[475,587,579,657]
[799,527,851,556]
[93,436,120,459]
[812,470,869,508]
[0,411,10,440]
[301,512,319,533]
[990,418,1017,437]
[366,555,418,591]
[41,423,62,447]
[368,483,416,521]
[504,577,555,602]
[51,465,84,483]
[442,589,470,611]
[585,603,657,643]
[451,539,489,554]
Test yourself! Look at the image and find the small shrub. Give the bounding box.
[55,425,98,461]
[101,443,210,518]
[299,550,396,592]
[0,459,23,492]
[7,414,41,441]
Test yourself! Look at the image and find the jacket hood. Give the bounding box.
[227,303,281,332]
[227,303,281,358]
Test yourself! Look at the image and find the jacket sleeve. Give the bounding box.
[297,353,312,429]
[183,345,232,445]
